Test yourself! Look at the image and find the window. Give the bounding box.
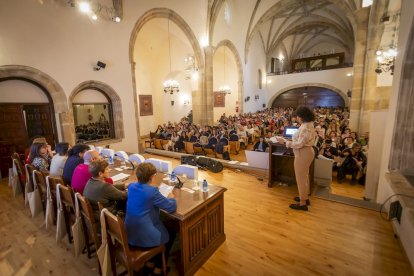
[72,89,115,143]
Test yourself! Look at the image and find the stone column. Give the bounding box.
[349,7,369,132]
[130,61,142,153]
[196,45,214,126]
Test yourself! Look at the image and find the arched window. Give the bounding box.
[72,89,115,142]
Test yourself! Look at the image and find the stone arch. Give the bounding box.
[267,83,349,107]
[128,8,205,134]
[69,80,124,142]
[214,39,244,113]
[0,65,73,144]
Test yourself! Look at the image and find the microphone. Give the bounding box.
[175,176,184,188]
[126,160,135,170]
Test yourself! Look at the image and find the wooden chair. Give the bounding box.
[145,131,156,148]
[12,158,25,199]
[100,209,167,276]
[25,164,36,191]
[193,145,205,155]
[215,145,230,159]
[76,193,101,271]
[229,141,240,154]
[46,176,64,223]
[33,170,47,213]
[154,139,164,150]
[204,147,216,157]
[57,185,76,243]
[184,142,194,154]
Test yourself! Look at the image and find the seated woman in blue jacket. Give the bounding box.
[125,162,177,274]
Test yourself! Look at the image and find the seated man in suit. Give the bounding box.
[253,136,269,152]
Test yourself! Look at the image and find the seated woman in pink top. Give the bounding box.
[71,150,113,194]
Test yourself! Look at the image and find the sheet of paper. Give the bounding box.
[228,160,239,164]
[181,187,195,194]
[240,162,249,166]
[159,183,174,198]
[111,173,130,182]
[114,168,123,171]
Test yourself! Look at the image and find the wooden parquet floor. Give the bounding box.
[0,154,412,275]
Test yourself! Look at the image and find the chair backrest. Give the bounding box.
[128,153,145,165]
[173,165,198,180]
[154,139,163,150]
[76,193,100,247]
[115,151,129,161]
[144,158,162,172]
[101,149,115,159]
[33,170,47,197]
[25,164,36,189]
[185,142,194,154]
[150,131,156,139]
[95,146,103,154]
[47,176,64,193]
[101,209,131,262]
[58,184,75,209]
[160,160,172,174]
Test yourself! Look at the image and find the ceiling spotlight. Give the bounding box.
[91,14,98,20]
[114,16,121,23]
[79,2,91,13]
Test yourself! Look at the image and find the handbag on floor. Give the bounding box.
[72,193,86,257]
[56,184,67,243]
[97,209,112,276]
[45,178,54,230]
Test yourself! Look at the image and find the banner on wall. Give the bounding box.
[139,95,153,116]
[213,92,225,107]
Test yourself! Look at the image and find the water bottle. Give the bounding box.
[202,179,208,192]
[171,171,176,182]
[109,155,114,165]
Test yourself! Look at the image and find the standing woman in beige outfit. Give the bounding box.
[283,106,316,211]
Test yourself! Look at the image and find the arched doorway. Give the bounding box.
[213,40,244,121]
[271,86,346,108]
[129,8,204,138]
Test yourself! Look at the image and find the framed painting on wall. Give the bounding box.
[214,92,225,107]
[139,95,153,116]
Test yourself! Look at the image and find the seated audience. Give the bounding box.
[49,142,69,177]
[337,143,367,184]
[253,136,269,152]
[71,150,113,194]
[62,144,89,185]
[83,160,127,220]
[318,139,339,160]
[125,163,177,274]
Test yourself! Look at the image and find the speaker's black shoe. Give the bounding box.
[293,197,311,205]
[289,203,308,211]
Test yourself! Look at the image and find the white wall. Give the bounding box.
[0,80,49,103]
[265,67,354,107]
[72,89,109,103]
[377,0,414,203]
[213,46,238,122]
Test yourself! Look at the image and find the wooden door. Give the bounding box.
[0,104,27,178]
[23,104,55,147]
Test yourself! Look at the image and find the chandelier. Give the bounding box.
[163,18,180,94]
[375,47,397,75]
[219,47,231,94]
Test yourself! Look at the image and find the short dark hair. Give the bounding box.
[68,143,89,156]
[135,163,157,184]
[88,160,109,177]
[55,142,69,156]
[352,143,361,149]
[294,106,315,122]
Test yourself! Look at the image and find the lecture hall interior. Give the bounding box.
[1,0,414,275]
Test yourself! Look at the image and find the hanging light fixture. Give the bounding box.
[163,18,180,94]
[218,47,231,94]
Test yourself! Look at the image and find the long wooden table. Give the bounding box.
[110,162,227,276]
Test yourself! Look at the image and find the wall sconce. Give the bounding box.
[183,99,190,105]
[254,95,259,101]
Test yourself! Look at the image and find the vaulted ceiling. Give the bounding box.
[243,0,359,65]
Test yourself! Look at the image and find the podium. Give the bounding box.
[268,143,314,188]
